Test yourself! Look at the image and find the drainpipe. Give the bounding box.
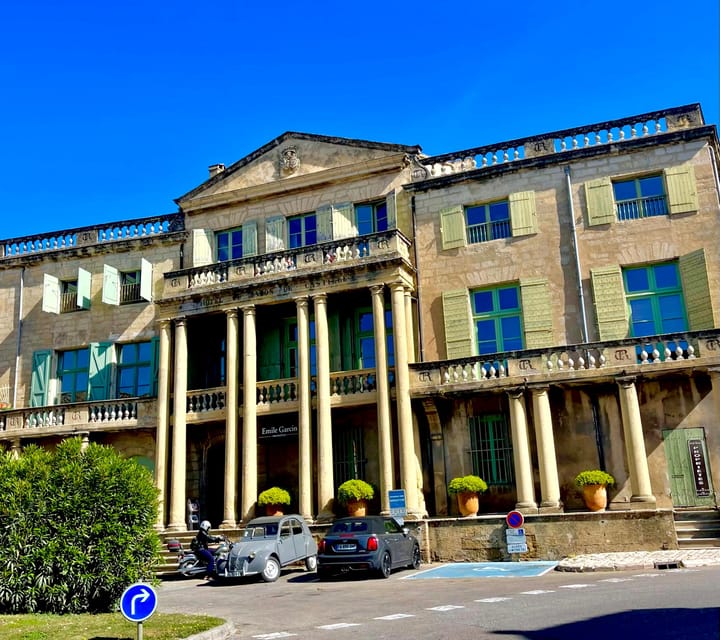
[410,194,425,361]
[13,267,25,408]
[564,165,588,343]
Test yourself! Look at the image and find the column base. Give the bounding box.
[539,501,564,514]
[315,510,335,524]
[609,496,657,511]
[219,520,237,530]
[165,522,188,533]
[515,501,538,513]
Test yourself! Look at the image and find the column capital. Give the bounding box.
[616,375,637,388]
[241,304,256,316]
[225,308,239,319]
[369,284,385,296]
[312,292,328,303]
[294,295,310,309]
[388,281,406,293]
[528,383,551,394]
[506,387,526,400]
[157,318,172,329]
[174,316,187,327]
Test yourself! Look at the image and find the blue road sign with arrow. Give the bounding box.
[120,583,158,623]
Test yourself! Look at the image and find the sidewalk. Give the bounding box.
[556,548,720,572]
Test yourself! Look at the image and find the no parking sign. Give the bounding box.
[506,510,524,529]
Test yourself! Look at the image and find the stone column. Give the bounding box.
[507,388,537,511]
[10,437,21,459]
[296,296,313,521]
[221,309,239,529]
[154,319,171,529]
[404,288,415,364]
[79,431,90,451]
[241,305,258,522]
[371,285,393,513]
[314,293,334,520]
[390,282,419,514]
[530,385,562,511]
[616,376,655,505]
[167,317,188,531]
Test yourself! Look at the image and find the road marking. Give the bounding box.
[520,590,555,595]
[633,573,660,578]
[427,605,465,611]
[559,584,593,589]
[598,578,633,583]
[475,597,512,603]
[317,623,361,630]
[374,613,415,620]
[252,633,297,639]
[474,566,510,572]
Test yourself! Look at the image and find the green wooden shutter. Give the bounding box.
[191,229,214,266]
[30,350,53,407]
[590,265,629,340]
[585,178,615,226]
[442,289,474,359]
[509,191,538,236]
[140,258,153,302]
[242,221,258,256]
[664,165,698,214]
[266,216,286,252]
[102,264,120,305]
[440,205,467,250]
[341,315,354,371]
[150,337,160,397]
[328,312,342,372]
[679,248,715,330]
[332,202,356,240]
[315,205,333,243]
[258,325,281,380]
[77,268,91,309]
[42,274,60,314]
[88,342,113,401]
[386,191,397,230]
[519,278,553,348]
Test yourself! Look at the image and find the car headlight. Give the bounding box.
[249,552,256,560]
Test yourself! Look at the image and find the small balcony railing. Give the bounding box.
[467,219,511,244]
[616,195,668,221]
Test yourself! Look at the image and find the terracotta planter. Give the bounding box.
[264,504,285,516]
[346,499,367,517]
[456,491,479,517]
[582,484,608,511]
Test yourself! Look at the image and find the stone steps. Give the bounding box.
[674,510,720,549]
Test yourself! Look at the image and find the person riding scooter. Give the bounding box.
[192,520,224,576]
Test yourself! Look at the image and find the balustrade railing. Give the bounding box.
[330,369,378,396]
[186,388,226,413]
[257,380,298,405]
[616,195,668,221]
[89,402,138,422]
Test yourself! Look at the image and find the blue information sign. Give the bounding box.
[388,489,407,523]
[120,583,158,623]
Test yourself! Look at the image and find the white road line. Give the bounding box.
[598,578,633,583]
[252,633,298,639]
[520,590,555,595]
[633,573,660,578]
[374,613,415,620]
[317,623,361,630]
[427,605,465,611]
[475,597,512,603]
[559,584,593,589]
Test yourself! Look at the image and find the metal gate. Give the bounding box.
[662,427,715,507]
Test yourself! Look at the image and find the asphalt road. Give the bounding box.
[156,564,720,639]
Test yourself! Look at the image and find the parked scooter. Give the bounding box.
[167,536,231,578]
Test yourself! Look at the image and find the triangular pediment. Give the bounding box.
[176,132,420,206]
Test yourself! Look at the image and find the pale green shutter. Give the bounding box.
[140,258,153,302]
[441,289,474,359]
[258,325,281,380]
[585,178,615,226]
[242,221,258,256]
[191,229,214,266]
[315,205,333,243]
[509,191,538,236]
[590,265,629,340]
[386,191,397,230]
[102,264,120,305]
[332,202,356,240]
[679,249,715,330]
[664,165,698,215]
[328,312,342,372]
[77,268,91,309]
[88,342,113,401]
[42,274,60,314]
[440,205,467,250]
[30,350,53,407]
[519,278,553,348]
[266,216,286,252]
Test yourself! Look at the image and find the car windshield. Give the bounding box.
[330,520,370,534]
[242,524,278,538]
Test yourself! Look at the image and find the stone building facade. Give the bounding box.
[1,104,718,537]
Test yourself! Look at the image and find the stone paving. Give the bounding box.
[556,548,720,572]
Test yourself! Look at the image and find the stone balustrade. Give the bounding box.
[186,388,226,414]
[88,401,138,422]
[330,369,378,396]
[257,380,298,405]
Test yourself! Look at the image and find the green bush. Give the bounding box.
[447,475,488,495]
[574,469,615,488]
[336,479,374,505]
[0,438,160,614]
[257,487,291,506]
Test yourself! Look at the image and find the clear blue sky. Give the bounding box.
[2,1,718,240]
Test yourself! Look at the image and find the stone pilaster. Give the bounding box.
[221,308,239,529]
[314,293,334,520]
[241,305,258,523]
[530,385,562,511]
[507,388,537,511]
[154,319,171,530]
[296,296,313,521]
[167,317,188,531]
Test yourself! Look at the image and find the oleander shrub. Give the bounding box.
[257,487,291,506]
[0,438,160,614]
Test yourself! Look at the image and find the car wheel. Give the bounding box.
[305,555,318,571]
[378,551,392,579]
[261,556,281,583]
[411,545,421,570]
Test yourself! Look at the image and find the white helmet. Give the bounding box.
[199,520,211,533]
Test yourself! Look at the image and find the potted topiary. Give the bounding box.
[258,487,292,516]
[448,475,488,516]
[336,479,375,516]
[574,470,615,512]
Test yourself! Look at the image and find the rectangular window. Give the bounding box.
[118,342,153,397]
[465,200,511,244]
[285,319,316,378]
[356,309,394,369]
[60,280,79,313]
[624,261,687,337]
[356,202,388,235]
[58,348,90,403]
[120,270,142,304]
[471,285,523,354]
[333,426,366,487]
[469,414,514,487]
[613,175,668,221]
[288,213,317,249]
[216,227,243,261]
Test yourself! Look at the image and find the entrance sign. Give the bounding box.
[506,510,524,529]
[120,583,158,622]
[688,440,711,497]
[389,489,407,524]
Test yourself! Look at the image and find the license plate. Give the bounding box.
[336,543,356,551]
